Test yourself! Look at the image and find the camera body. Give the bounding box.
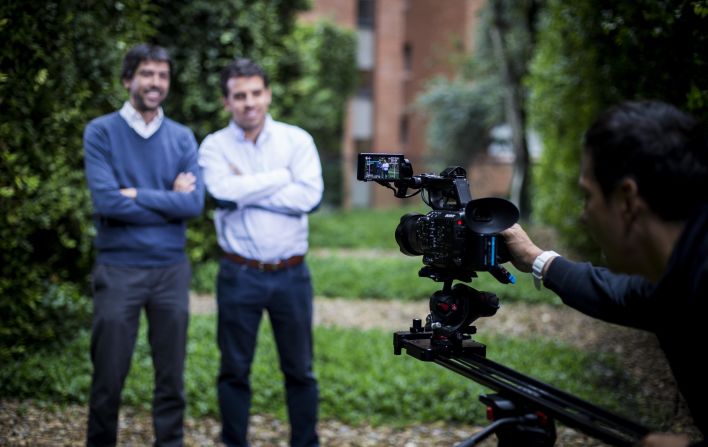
[396,210,507,277]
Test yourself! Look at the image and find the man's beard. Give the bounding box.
[133,88,164,112]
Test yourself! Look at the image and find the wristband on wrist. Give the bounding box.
[532,251,560,290]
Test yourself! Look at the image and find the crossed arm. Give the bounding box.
[199,133,323,216]
[84,124,204,224]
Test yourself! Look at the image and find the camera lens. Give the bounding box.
[395,213,424,256]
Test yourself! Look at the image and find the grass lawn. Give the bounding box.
[0,314,651,427]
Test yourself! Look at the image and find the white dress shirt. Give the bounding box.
[198,116,324,262]
[119,101,164,138]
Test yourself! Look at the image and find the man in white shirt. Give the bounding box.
[198,58,323,447]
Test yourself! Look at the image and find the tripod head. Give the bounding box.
[425,280,499,343]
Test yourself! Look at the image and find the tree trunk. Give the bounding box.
[489,0,531,219]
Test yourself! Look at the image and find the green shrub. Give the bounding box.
[0,0,356,364]
[0,0,153,364]
[190,258,220,295]
[528,0,708,260]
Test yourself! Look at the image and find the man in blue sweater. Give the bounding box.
[502,101,707,447]
[83,43,204,446]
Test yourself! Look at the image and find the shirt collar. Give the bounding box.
[119,101,164,139]
[229,114,273,145]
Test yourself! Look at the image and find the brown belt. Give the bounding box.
[222,251,304,272]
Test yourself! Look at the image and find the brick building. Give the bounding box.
[300,0,512,208]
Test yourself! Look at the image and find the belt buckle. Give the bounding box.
[257,261,267,272]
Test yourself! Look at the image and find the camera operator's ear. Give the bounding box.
[465,198,520,234]
[615,177,643,230]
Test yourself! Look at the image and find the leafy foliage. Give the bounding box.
[417,77,503,165]
[280,22,357,205]
[526,0,603,258]
[0,0,153,362]
[528,0,708,258]
[0,1,356,362]
[417,0,541,216]
[148,0,309,141]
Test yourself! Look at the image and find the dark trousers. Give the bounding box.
[86,261,190,447]
[216,258,319,447]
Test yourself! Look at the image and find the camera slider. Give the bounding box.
[394,323,650,447]
[394,318,486,361]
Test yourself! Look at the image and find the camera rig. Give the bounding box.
[394,324,649,446]
[358,153,651,446]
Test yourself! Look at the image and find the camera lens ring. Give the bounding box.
[395,213,424,256]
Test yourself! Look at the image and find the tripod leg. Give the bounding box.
[456,416,529,447]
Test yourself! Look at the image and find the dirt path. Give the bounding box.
[0,398,611,446]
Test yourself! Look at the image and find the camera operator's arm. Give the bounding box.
[501,224,657,331]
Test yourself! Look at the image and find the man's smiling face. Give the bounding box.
[223,75,271,141]
[123,59,170,113]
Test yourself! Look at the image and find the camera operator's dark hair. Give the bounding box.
[583,100,708,221]
[220,58,269,97]
[121,44,172,81]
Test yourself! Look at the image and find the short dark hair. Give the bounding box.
[121,43,172,81]
[220,58,269,97]
[584,100,708,221]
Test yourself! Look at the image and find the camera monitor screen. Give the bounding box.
[357,153,406,181]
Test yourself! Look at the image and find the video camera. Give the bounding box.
[357,153,650,446]
[358,153,519,340]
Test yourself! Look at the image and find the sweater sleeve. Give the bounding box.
[544,257,658,331]
[83,120,170,225]
[133,130,205,219]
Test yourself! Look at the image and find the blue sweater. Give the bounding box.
[83,112,204,266]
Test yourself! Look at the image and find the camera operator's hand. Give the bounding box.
[500,224,545,273]
[638,433,691,447]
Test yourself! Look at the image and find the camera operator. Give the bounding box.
[501,100,707,447]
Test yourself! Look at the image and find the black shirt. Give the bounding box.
[544,204,708,445]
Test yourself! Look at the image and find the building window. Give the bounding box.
[400,114,409,145]
[352,89,373,140]
[357,29,375,70]
[358,0,375,29]
[403,42,413,73]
